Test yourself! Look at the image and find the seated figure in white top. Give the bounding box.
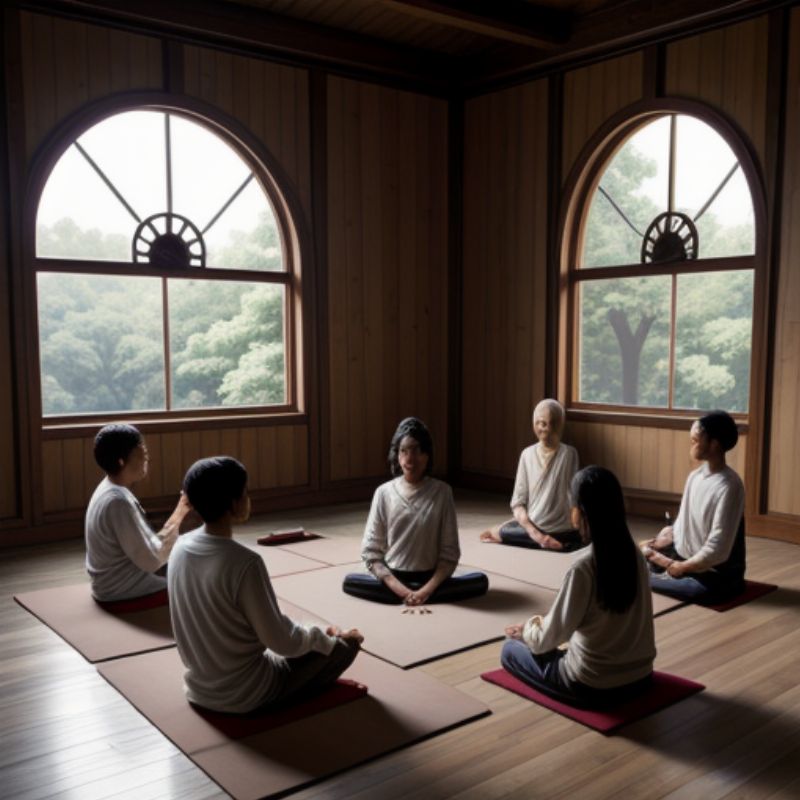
[343,417,489,605]
[502,466,656,708]
[85,423,190,602]
[480,399,582,551]
[641,410,746,603]
[169,457,363,714]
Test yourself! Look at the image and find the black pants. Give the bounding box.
[499,521,584,552]
[342,568,489,605]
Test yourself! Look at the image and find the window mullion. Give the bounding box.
[668,273,677,410]
[162,277,172,411]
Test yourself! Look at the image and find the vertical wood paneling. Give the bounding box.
[19,12,162,161]
[462,79,549,477]
[561,51,644,182]
[768,9,800,516]
[665,17,769,167]
[183,48,312,219]
[326,76,449,482]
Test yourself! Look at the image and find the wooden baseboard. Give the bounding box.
[746,513,800,544]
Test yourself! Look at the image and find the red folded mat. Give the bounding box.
[481,668,704,734]
[257,528,323,545]
[191,678,368,738]
[695,579,778,612]
[94,588,169,613]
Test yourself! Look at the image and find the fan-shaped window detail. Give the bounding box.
[34,109,295,418]
[569,112,757,413]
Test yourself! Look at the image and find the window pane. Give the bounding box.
[674,270,753,412]
[581,117,670,268]
[37,273,165,415]
[675,116,755,258]
[578,276,670,406]
[169,280,285,409]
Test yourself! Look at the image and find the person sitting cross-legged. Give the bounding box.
[169,456,363,714]
[641,410,746,604]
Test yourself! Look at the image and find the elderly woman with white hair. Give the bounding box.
[480,399,582,551]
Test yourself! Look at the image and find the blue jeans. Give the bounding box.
[500,639,652,709]
[342,569,489,605]
[648,544,745,603]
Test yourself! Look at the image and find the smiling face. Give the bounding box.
[533,405,561,448]
[398,435,429,484]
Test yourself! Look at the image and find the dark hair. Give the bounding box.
[388,417,433,477]
[570,466,639,614]
[183,457,248,522]
[94,423,143,475]
[698,410,738,452]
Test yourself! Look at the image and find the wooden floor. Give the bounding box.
[3,491,800,800]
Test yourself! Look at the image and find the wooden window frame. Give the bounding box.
[558,99,767,430]
[25,95,309,439]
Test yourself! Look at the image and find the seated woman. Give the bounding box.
[480,399,581,551]
[343,417,489,605]
[86,423,190,602]
[641,410,745,603]
[501,466,656,708]
[169,457,363,714]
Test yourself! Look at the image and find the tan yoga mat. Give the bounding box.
[14,583,174,663]
[13,550,327,663]
[457,533,685,617]
[273,534,361,565]
[243,542,335,575]
[273,564,557,668]
[97,643,490,800]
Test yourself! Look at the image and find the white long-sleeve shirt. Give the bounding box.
[510,443,579,533]
[673,464,745,571]
[522,546,656,689]
[85,477,172,601]
[361,477,460,579]
[168,529,337,713]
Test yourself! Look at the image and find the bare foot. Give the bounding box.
[479,528,501,543]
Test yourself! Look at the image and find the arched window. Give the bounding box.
[34,108,298,419]
[565,111,759,414]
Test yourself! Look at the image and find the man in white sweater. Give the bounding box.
[641,410,746,602]
[169,457,362,714]
[85,423,190,602]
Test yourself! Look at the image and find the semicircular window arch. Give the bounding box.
[34,108,297,419]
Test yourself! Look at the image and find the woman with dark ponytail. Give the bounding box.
[501,466,655,707]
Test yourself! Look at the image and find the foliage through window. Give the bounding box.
[35,109,292,417]
[573,113,755,413]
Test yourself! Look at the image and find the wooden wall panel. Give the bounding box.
[561,51,644,183]
[665,17,769,170]
[326,76,448,482]
[767,9,800,517]
[41,425,310,513]
[19,12,162,162]
[461,79,549,477]
[569,421,748,496]
[183,47,312,219]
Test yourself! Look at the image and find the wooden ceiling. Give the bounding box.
[21,0,788,92]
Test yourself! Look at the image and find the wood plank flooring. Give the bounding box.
[2,492,799,799]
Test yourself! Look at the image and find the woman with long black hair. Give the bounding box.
[501,466,656,707]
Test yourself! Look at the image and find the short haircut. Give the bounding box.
[183,457,248,522]
[94,423,142,475]
[388,417,434,477]
[698,410,739,452]
[533,398,565,433]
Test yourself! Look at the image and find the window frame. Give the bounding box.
[25,95,309,437]
[558,99,767,427]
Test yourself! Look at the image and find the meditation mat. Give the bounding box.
[257,528,324,545]
[273,564,557,668]
[481,668,704,735]
[458,534,685,618]
[14,583,173,663]
[95,588,169,613]
[244,543,332,576]
[98,645,490,800]
[274,534,361,565]
[694,580,779,612]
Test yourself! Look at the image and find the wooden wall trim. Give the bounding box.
[545,72,562,396]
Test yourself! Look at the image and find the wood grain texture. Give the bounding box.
[3,499,800,799]
[326,76,449,482]
[461,79,549,478]
[767,8,800,517]
[561,51,644,183]
[19,11,162,162]
[665,16,769,170]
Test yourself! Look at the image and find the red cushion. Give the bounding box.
[257,529,323,545]
[94,588,169,613]
[695,580,778,612]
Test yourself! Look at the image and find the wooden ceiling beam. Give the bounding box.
[379,0,570,48]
